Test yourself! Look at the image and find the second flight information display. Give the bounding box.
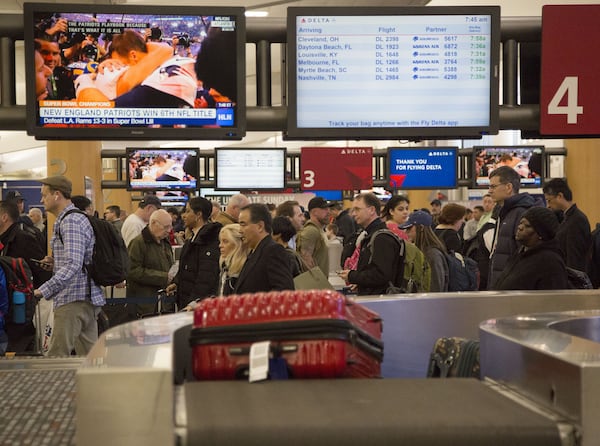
[294,13,494,130]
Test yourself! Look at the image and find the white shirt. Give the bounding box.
[121,213,146,247]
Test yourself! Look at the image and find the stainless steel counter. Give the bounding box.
[480,309,600,446]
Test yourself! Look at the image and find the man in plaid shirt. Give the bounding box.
[33,176,105,356]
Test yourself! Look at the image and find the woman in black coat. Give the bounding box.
[492,207,569,290]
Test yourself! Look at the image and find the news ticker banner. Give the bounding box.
[38,101,234,127]
[540,5,600,136]
[300,147,373,191]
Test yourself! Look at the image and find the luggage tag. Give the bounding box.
[249,341,270,382]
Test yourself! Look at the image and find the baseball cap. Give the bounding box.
[5,190,25,202]
[399,210,433,229]
[308,196,329,211]
[39,176,72,196]
[139,195,162,209]
[327,200,343,210]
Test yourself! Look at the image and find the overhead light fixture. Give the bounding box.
[245,10,269,17]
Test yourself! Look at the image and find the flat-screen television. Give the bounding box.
[286,6,500,140]
[473,146,544,188]
[387,147,458,189]
[215,148,286,191]
[126,148,199,191]
[24,3,245,140]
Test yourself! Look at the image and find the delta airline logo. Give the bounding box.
[340,148,370,155]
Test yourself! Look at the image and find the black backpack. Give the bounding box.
[0,256,36,323]
[59,209,130,286]
[445,251,479,292]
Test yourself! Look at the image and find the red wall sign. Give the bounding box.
[300,147,373,190]
[540,5,600,135]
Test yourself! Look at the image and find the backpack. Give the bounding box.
[445,251,479,292]
[367,229,406,293]
[403,242,431,293]
[59,209,130,287]
[566,267,593,290]
[0,256,36,324]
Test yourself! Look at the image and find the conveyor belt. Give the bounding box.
[0,368,77,445]
[185,379,563,446]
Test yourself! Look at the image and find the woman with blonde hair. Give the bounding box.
[218,223,250,295]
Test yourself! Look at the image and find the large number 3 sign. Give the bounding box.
[540,5,600,135]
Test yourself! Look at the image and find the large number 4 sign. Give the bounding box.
[540,5,600,135]
[546,77,583,125]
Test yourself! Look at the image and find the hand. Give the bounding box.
[337,269,350,282]
[114,280,126,288]
[39,256,54,271]
[97,58,126,74]
[165,283,177,295]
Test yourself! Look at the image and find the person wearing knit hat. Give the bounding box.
[519,207,559,242]
[491,206,569,290]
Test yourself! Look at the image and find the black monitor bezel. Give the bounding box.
[285,6,500,141]
[24,2,246,141]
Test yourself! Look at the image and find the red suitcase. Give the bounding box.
[190,289,383,380]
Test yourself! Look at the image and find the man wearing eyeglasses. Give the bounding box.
[127,209,174,317]
[487,166,536,289]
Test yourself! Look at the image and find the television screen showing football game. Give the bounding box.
[25,3,246,140]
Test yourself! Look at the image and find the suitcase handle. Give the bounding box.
[229,343,298,356]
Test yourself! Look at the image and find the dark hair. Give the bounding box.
[414,225,447,254]
[0,200,19,222]
[474,205,484,212]
[543,178,573,201]
[489,165,520,193]
[241,203,272,234]
[382,195,410,220]
[111,29,148,57]
[275,200,300,219]
[72,195,92,211]
[106,205,120,215]
[354,192,381,216]
[166,206,180,217]
[272,216,296,243]
[188,196,212,222]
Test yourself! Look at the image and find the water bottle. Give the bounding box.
[12,291,26,324]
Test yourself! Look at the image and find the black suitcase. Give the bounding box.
[427,337,480,378]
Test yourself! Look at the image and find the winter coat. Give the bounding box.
[488,193,536,288]
[175,221,222,307]
[492,238,569,290]
[127,226,174,299]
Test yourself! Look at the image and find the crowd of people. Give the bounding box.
[0,170,597,356]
